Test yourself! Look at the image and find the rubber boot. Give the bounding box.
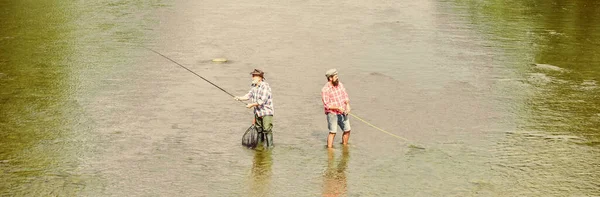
[256,132,265,147]
[265,132,274,148]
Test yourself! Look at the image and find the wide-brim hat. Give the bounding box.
[250,69,264,77]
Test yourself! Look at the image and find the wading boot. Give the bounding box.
[265,132,274,148]
[258,132,265,144]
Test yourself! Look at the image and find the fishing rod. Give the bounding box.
[145,47,245,104]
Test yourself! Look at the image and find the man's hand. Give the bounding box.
[235,96,249,101]
[338,106,345,114]
[246,103,257,108]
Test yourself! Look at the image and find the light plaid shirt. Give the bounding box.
[321,82,349,115]
[245,81,274,117]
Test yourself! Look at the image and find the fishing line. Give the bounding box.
[145,47,245,104]
[349,113,425,149]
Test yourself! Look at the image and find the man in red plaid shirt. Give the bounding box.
[321,69,351,148]
[235,69,274,148]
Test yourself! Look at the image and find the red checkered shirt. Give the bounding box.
[244,81,274,117]
[321,82,349,115]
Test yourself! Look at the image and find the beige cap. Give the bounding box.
[325,69,338,77]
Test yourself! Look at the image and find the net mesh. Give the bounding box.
[242,125,260,149]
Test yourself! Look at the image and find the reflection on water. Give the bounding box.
[322,147,349,197]
[448,0,600,195]
[452,0,600,142]
[0,0,81,195]
[0,0,165,195]
[250,148,272,196]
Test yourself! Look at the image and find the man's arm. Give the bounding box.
[342,85,350,114]
[246,102,259,108]
[344,102,351,114]
[322,90,331,109]
[245,85,271,108]
[235,90,252,101]
[344,98,350,114]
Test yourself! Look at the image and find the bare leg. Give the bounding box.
[342,130,351,145]
[327,133,336,148]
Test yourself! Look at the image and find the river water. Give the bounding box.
[1,0,599,196]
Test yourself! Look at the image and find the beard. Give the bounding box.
[252,77,262,86]
[332,79,339,86]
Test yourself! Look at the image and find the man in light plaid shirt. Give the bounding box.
[321,69,352,148]
[235,69,274,148]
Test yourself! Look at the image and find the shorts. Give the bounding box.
[326,113,351,134]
